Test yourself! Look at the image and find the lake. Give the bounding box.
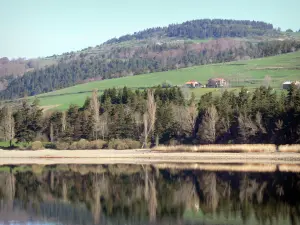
[0,164,299,225]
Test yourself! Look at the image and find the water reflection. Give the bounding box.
[0,164,300,225]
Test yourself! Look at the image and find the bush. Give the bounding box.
[90,140,107,149]
[29,141,44,150]
[108,139,129,150]
[108,139,141,150]
[44,142,57,149]
[77,139,90,149]
[124,139,141,149]
[56,142,70,150]
[34,134,49,142]
[69,142,78,150]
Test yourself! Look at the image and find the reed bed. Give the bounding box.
[278,145,300,153]
[154,163,277,172]
[153,144,276,153]
[279,164,300,172]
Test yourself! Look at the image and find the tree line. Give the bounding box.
[105,19,277,44]
[1,39,299,100]
[1,85,300,147]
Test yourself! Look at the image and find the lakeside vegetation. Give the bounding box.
[1,82,300,150]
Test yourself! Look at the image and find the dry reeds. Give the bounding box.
[153,144,276,153]
[279,164,300,172]
[154,163,277,172]
[278,145,300,153]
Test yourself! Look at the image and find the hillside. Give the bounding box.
[29,51,300,110]
[1,19,292,100]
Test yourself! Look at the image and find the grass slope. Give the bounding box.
[34,52,300,110]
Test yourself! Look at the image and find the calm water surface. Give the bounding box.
[0,164,300,225]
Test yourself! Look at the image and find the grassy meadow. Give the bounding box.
[30,51,300,110]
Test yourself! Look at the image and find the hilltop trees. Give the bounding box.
[1,39,300,100]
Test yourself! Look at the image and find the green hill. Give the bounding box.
[32,51,300,110]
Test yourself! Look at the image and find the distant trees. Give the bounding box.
[105,19,277,44]
[286,29,294,32]
[1,39,300,100]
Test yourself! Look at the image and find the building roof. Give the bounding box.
[283,81,292,85]
[185,80,199,84]
[209,78,226,81]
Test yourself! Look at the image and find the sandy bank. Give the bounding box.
[1,149,300,165]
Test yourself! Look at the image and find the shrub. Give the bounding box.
[90,140,107,149]
[29,141,44,150]
[124,139,141,149]
[77,139,90,149]
[108,139,141,150]
[34,134,49,142]
[69,142,78,150]
[44,142,57,149]
[108,139,129,150]
[56,142,70,150]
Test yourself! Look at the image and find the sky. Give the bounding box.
[0,0,299,58]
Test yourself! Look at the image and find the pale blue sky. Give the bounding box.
[0,0,299,58]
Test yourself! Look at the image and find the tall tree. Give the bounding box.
[143,90,157,148]
[89,89,100,140]
[14,99,43,143]
[0,105,15,146]
[198,105,219,143]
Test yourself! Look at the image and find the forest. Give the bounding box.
[1,39,299,100]
[0,84,300,149]
[104,19,278,44]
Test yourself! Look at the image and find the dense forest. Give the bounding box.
[104,19,278,44]
[0,84,300,148]
[0,165,299,224]
[1,39,300,100]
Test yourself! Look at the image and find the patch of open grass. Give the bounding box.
[153,144,276,152]
[19,51,300,110]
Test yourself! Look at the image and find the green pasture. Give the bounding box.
[32,52,300,110]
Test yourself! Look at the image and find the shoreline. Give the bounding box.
[1,149,300,165]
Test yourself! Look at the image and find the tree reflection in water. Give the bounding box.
[0,164,299,225]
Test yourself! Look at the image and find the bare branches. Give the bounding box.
[199,105,219,143]
[0,106,14,146]
[90,89,100,140]
[142,90,157,148]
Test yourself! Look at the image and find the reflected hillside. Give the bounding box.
[0,164,300,225]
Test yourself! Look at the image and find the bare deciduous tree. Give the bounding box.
[90,89,100,140]
[238,113,258,143]
[0,106,15,146]
[99,112,108,140]
[172,102,197,136]
[50,122,54,142]
[199,105,219,143]
[142,90,156,148]
[61,111,66,132]
[255,112,266,134]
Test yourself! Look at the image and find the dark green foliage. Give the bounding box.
[13,99,43,143]
[1,39,300,100]
[7,86,300,147]
[105,19,277,44]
